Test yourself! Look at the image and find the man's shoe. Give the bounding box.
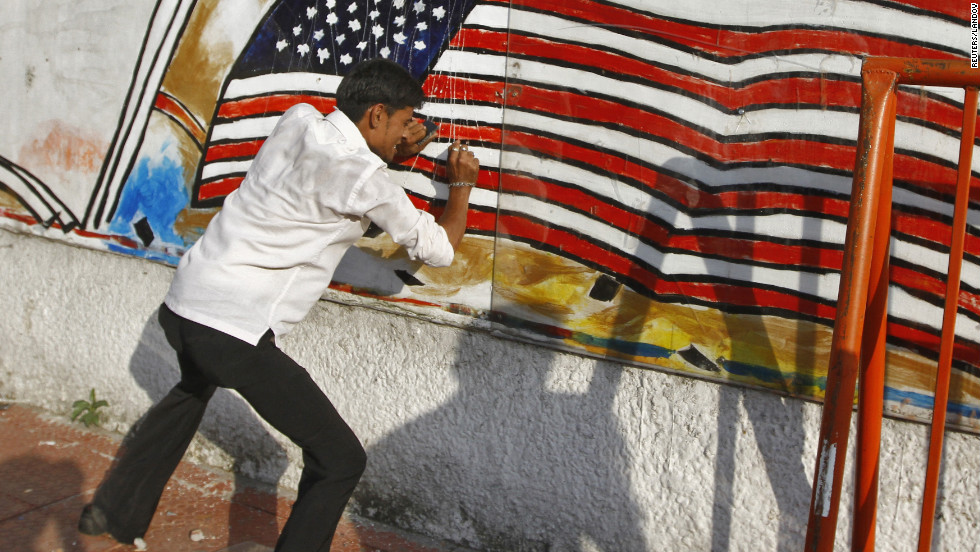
[78,503,109,536]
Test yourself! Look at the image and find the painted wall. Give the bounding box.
[2,0,980,549]
[3,225,980,551]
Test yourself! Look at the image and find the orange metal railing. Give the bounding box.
[804,58,980,552]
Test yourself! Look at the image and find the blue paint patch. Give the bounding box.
[719,358,828,395]
[106,242,181,265]
[571,331,673,359]
[884,387,980,421]
[108,151,188,249]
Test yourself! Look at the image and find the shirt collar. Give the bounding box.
[325,109,372,152]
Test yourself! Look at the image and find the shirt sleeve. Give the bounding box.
[355,168,456,267]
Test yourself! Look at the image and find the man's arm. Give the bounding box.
[440,140,479,249]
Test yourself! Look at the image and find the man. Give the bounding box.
[78,58,480,551]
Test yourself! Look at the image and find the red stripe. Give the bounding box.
[205,139,265,163]
[888,322,980,366]
[198,177,245,201]
[154,93,206,144]
[879,0,970,23]
[890,264,980,317]
[502,0,961,59]
[497,212,839,318]
[217,95,336,119]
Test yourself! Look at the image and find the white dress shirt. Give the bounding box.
[165,104,454,345]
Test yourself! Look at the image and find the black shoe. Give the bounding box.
[78,503,109,536]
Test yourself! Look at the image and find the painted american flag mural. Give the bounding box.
[2,0,979,428]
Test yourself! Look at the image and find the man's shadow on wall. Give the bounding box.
[653,154,815,550]
[354,326,648,551]
[115,309,289,544]
[356,152,817,550]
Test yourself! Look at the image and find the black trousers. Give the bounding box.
[91,304,366,550]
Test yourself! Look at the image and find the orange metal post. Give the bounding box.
[804,67,898,552]
[916,86,979,552]
[853,78,897,551]
[806,57,980,552]
[862,58,980,87]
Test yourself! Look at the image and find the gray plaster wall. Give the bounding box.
[1,227,977,551]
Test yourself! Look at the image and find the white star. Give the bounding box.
[347,2,357,13]
[372,24,384,39]
[380,46,391,57]
[348,19,361,32]
[413,1,425,14]
[297,43,310,56]
[413,40,426,50]
[417,21,428,31]
[326,0,335,8]
[336,34,346,45]
[393,32,406,44]
[306,6,317,18]
[293,25,302,36]
[393,0,405,8]
[340,53,353,65]
[326,12,338,25]
[317,48,330,62]
[369,9,380,20]
[276,39,288,51]
[432,6,446,20]
[356,41,367,50]
[394,15,406,26]
[313,29,325,41]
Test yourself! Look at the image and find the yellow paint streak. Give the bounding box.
[415,239,494,295]
[493,242,596,319]
[0,187,24,211]
[161,1,236,122]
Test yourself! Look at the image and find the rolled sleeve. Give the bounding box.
[358,171,455,267]
[395,210,455,267]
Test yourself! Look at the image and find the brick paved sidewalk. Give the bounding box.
[0,403,462,552]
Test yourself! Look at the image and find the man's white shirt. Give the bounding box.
[166,104,454,345]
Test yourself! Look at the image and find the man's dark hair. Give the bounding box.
[336,58,425,122]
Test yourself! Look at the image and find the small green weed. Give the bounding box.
[71,388,108,427]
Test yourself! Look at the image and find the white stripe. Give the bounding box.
[201,159,253,181]
[210,115,282,141]
[891,236,980,292]
[224,73,343,99]
[393,167,499,210]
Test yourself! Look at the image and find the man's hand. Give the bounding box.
[395,120,438,159]
[446,140,479,185]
